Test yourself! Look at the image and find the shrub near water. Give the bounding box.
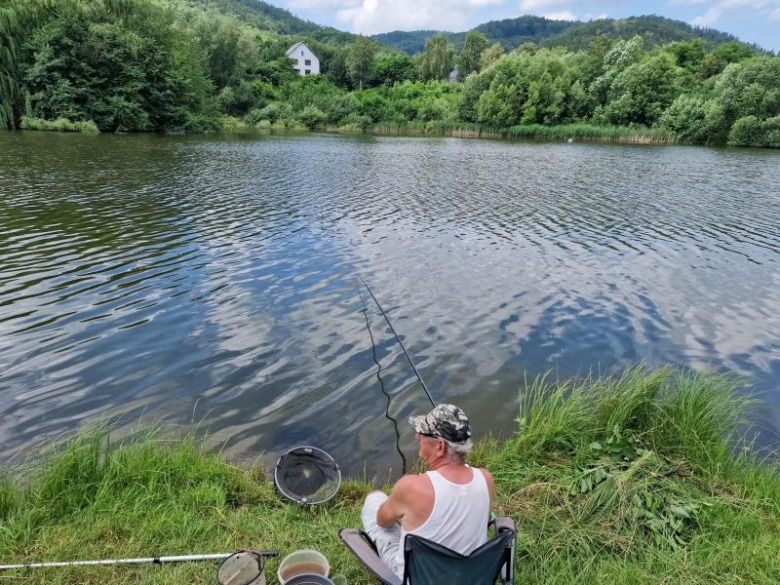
[20,116,100,133]
[0,368,778,584]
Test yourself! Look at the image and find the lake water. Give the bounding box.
[1,131,779,478]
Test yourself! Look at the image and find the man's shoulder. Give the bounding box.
[393,473,433,494]
[476,467,493,479]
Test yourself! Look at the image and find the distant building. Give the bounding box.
[448,69,459,83]
[286,42,320,76]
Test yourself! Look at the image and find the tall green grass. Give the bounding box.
[504,124,678,144]
[362,122,678,145]
[20,116,100,133]
[0,368,777,584]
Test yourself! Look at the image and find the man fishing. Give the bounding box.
[360,404,495,578]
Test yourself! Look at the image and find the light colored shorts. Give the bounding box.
[360,491,404,578]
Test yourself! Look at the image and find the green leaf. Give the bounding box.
[589,442,602,451]
[670,505,690,519]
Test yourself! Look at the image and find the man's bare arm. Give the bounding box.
[376,476,414,528]
[481,468,496,511]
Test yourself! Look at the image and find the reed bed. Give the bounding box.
[361,122,678,145]
[20,116,100,133]
[0,367,777,584]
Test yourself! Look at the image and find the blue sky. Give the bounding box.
[269,0,780,51]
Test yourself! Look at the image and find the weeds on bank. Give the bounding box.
[20,117,100,133]
[0,367,778,584]
[362,122,678,145]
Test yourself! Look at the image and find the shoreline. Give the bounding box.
[1,367,778,584]
[8,121,684,148]
[357,123,680,146]
[10,119,682,147]
[21,116,780,148]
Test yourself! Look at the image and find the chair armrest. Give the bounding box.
[494,516,515,536]
[494,517,515,585]
[339,529,403,585]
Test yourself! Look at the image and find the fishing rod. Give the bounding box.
[356,278,408,474]
[0,551,278,571]
[357,275,436,408]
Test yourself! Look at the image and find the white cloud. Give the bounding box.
[283,0,780,35]
[692,6,723,24]
[467,0,509,6]
[720,0,771,8]
[544,10,578,20]
[288,0,361,8]
[691,0,779,27]
[336,0,472,34]
[519,0,573,9]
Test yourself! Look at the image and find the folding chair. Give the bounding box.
[339,517,515,585]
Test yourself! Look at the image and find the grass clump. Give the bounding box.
[355,122,678,145]
[0,367,778,584]
[504,124,677,144]
[219,116,252,133]
[20,116,100,133]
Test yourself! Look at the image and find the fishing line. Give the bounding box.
[356,275,436,408]
[356,277,408,474]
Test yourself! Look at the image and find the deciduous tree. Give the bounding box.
[480,42,504,71]
[346,36,376,90]
[459,31,487,79]
[420,34,455,81]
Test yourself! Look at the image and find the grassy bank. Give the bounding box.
[20,117,100,134]
[361,122,678,145]
[12,116,682,146]
[1,367,778,584]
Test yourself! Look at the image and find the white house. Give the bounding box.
[286,42,320,76]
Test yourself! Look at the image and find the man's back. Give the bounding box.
[395,466,494,532]
[399,467,491,557]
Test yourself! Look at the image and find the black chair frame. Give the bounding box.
[339,517,515,585]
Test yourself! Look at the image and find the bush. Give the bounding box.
[762,116,780,147]
[339,112,373,131]
[728,115,764,146]
[298,106,327,130]
[219,115,250,133]
[244,108,266,125]
[659,95,711,144]
[251,103,285,124]
[20,116,99,133]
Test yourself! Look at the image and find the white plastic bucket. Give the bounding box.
[277,550,330,584]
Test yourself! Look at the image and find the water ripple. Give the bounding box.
[1,132,779,475]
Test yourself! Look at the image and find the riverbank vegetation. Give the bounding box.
[1,0,779,147]
[20,116,100,133]
[0,367,778,583]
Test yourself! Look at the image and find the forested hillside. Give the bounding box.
[373,15,746,55]
[191,0,355,43]
[1,0,778,147]
[543,15,745,51]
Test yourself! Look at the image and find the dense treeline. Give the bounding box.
[540,15,745,52]
[1,0,778,147]
[372,15,744,55]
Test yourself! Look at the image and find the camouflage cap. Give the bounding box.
[409,404,472,444]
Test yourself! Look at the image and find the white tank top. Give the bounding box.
[396,467,490,570]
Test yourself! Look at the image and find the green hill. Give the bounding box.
[372,14,747,55]
[543,15,743,51]
[190,0,356,43]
